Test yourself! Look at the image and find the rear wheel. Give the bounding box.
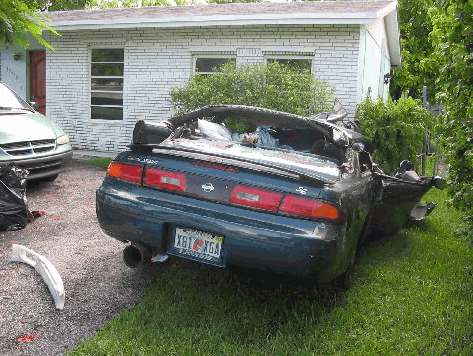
[357,212,373,250]
[334,213,373,291]
[332,252,355,291]
[315,251,355,297]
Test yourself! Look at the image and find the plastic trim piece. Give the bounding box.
[151,253,169,263]
[11,244,65,310]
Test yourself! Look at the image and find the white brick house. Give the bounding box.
[43,1,401,153]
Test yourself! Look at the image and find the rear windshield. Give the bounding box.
[196,118,344,162]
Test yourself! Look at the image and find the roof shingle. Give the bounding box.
[46,1,396,23]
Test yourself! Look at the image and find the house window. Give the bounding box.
[267,58,312,72]
[91,49,124,120]
[194,56,236,75]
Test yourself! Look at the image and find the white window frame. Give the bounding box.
[193,54,236,75]
[90,47,124,121]
[264,54,314,73]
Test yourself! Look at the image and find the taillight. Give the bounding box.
[144,168,187,192]
[230,186,282,211]
[107,162,142,183]
[280,196,344,221]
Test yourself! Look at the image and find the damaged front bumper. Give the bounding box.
[11,244,65,310]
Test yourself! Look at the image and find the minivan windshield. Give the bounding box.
[0,84,33,110]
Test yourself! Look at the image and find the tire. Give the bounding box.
[315,251,355,296]
[332,252,355,291]
[334,213,373,291]
[42,174,59,182]
[357,212,373,250]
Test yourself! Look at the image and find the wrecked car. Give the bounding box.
[96,105,444,289]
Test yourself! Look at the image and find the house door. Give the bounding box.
[30,51,46,115]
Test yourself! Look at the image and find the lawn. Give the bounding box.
[68,188,473,356]
[86,157,112,168]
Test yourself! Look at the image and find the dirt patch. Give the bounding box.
[0,160,161,356]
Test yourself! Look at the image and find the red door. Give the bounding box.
[30,51,46,115]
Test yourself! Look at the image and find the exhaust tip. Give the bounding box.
[123,243,151,268]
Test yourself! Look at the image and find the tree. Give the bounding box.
[390,0,439,102]
[1,0,91,49]
[429,0,473,244]
[169,61,334,117]
[208,0,262,3]
[20,0,90,10]
[88,0,171,9]
[41,0,90,11]
[0,0,58,49]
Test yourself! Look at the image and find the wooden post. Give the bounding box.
[422,86,427,176]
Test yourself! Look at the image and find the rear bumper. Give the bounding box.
[96,178,347,282]
[0,146,73,180]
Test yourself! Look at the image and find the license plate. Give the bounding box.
[169,227,224,266]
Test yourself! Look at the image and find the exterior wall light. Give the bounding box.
[384,72,393,84]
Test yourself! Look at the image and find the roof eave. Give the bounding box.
[48,12,382,31]
[384,6,402,68]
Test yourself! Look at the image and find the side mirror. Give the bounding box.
[433,176,446,190]
[29,101,39,111]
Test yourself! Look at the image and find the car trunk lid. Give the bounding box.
[112,144,345,222]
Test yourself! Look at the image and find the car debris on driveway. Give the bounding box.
[0,164,33,232]
[11,244,65,310]
[0,160,160,356]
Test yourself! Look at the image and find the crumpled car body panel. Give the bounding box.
[0,164,32,231]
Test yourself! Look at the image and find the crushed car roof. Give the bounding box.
[162,105,374,152]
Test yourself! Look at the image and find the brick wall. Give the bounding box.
[45,24,360,153]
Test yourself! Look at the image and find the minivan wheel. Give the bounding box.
[42,174,59,182]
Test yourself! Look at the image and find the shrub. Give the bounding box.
[429,0,473,246]
[356,96,435,175]
[439,114,473,247]
[169,61,334,117]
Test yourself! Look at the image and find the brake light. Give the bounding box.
[107,162,142,183]
[191,160,239,172]
[230,186,282,211]
[144,168,187,192]
[280,196,344,221]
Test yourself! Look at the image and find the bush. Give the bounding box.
[439,114,473,246]
[169,61,334,117]
[429,0,473,246]
[356,96,435,174]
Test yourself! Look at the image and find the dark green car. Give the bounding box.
[0,83,73,180]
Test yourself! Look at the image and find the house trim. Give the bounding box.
[50,12,391,31]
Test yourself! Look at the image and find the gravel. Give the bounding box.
[0,160,161,356]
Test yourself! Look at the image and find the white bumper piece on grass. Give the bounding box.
[11,244,65,310]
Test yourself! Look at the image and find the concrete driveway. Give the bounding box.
[0,160,160,356]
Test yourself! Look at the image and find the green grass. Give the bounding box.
[86,157,112,168]
[68,188,473,356]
